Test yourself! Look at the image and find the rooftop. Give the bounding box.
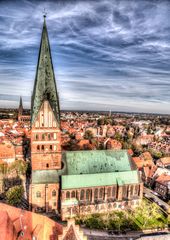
[62,170,140,189]
[63,150,135,175]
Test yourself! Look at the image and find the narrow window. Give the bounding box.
[52,190,56,197]
[42,134,45,140]
[37,145,40,150]
[36,191,41,198]
[35,121,39,128]
[46,163,49,168]
[42,145,44,150]
[54,133,57,140]
[35,134,38,140]
[48,133,51,140]
[50,145,52,150]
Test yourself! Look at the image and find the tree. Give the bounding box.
[133,200,166,229]
[97,118,105,126]
[9,160,27,176]
[6,185,24,206]
[84,130,94,140]
[114,132,123,141]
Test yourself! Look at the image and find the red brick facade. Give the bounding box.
[31,101,61,170]
[29,183,60,212]
[30,100,62,212]
[61,183,143,220]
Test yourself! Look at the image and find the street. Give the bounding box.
[144,187,170,213]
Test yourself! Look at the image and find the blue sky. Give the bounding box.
[0,0,170,114]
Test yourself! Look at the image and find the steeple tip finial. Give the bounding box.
[43,8,47,19]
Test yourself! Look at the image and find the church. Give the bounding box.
[29,16,143,221]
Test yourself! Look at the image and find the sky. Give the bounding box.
[0,0,170,114]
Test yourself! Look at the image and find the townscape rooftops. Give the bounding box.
[63,150,135,175]
[156,173,170,184]
[61,170,140,189]
[159,157,170,165]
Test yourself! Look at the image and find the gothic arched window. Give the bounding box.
[134,185,139,195]
[112,187,116,197]
[71,191,76,198]
[66,191,70,199]
[86,189,91,201]
[80,190,85,200]
[94,188,98,200]
[130,185,133,195]
[99,188,104,199]
[122,185,128,198]
[107,187,111,198]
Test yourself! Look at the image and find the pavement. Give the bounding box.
[83,228,140,239]
[83,228,170,240]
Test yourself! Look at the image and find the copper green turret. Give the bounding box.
[31,16,60,125]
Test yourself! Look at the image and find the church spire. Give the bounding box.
[31,16,60,125]
[18,96,23,116]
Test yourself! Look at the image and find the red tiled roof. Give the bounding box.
[0,203,63,240]
[159,157,170,165]
[156,174,170,184]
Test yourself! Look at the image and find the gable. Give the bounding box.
[58,219,87,240]
[33,100,58,128]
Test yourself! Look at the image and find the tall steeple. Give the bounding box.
[31,16,60,125]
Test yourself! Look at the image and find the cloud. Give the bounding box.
[0,0,169,114]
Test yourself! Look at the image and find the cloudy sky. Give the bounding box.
[0,0,170,114]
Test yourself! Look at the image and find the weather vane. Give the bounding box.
[43,8,47,18]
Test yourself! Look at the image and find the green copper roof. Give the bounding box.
[61,170,139,189]
[32,169,60,184]
[63,150,135,175]
[31,17,60,125]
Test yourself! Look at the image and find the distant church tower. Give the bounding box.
[29,16,61,213]
[18,96,23,120]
